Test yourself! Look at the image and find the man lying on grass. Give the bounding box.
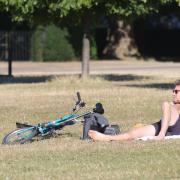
[88,80,180,141]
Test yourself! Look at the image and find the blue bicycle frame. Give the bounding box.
[16,111,91,137]
[2,92,92,145]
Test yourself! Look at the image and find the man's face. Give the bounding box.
[173,85,180,104]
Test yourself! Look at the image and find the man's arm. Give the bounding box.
[154,102,171,140]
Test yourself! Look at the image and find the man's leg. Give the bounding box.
[88,125,156,141]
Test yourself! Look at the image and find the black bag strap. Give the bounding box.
[93,113,109,128]
[81,113,109,140]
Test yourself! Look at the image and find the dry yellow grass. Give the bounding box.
[0,73,180,179]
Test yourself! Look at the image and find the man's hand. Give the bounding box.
[153,134,165,140]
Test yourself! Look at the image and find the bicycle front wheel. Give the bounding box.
[2,127,38,145]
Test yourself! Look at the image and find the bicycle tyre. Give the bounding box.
[2,127,38,145]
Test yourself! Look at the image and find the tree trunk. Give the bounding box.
[8,32,12,76]
[82,32,90,77]
[103,20,138,60]
[81,16,91,77]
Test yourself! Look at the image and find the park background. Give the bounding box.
[0,1,180,77]
[0,1,180,180]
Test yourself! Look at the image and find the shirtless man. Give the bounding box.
[88,80,180,141]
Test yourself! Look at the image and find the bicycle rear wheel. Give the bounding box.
[2,127,38,145]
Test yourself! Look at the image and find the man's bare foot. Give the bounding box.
[88,130,111,141]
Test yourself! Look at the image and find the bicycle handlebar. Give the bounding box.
[77,92,81,102]
[72,92,85,112]
[76,92,85,107]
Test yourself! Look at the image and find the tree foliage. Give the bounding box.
[1,0,179,23]
[31,24,75,61]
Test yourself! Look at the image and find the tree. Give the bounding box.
[1,0,180,76]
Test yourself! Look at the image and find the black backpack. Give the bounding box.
[81,103,120,139]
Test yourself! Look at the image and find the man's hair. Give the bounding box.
[175,80,180,86]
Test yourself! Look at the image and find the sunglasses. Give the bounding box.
[173,89,180,94]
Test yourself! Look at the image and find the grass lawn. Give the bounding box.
[0,71,180,180]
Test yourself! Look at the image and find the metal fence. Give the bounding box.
[0,31,31,61]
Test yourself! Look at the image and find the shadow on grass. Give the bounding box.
[0,74,147,84]
[126,82,174,90]
[99,74,174,90]
[101,74,149,81]
[27,132,74,144]
[0,75,53,84]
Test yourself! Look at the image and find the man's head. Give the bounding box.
[173,80,180,104]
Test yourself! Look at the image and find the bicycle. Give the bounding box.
[2,92,92,145]
[2,92,120,145]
